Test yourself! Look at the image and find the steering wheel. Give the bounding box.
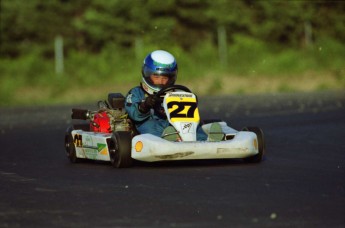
[155,84,192,98]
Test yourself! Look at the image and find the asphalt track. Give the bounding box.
[0,91,344,227]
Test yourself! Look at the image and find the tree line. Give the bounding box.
[1,0,344,58]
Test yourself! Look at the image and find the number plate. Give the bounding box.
[164,92,200,123]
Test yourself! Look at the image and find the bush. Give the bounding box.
[0,37,344,106]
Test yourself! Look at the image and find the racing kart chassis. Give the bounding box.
[65,86,265,168]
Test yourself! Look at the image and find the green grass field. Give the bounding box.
[1,38,344,106]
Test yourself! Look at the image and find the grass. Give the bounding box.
[9,71,342,107]
[166,71,344,95]
[1,37,344,107]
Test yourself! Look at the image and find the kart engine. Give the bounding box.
[90,109,129,133]
[71,93,131,133]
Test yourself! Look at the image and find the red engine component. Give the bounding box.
[90,111,112,133]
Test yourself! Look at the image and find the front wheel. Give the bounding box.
[242,127,265,163]
[108,131,133,168]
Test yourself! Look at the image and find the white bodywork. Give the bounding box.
[72,130,112,161]
[131,122,259,162]
[131,91,259,162]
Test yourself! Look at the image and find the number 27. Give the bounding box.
[167,101,197,118]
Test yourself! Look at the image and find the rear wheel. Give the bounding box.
[109,131,133,168]
[242,127,265,163]
[64,126,80,163]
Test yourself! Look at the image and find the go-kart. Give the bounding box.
[64,85,265,168]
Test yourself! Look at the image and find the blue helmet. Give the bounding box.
[141,50,178,94]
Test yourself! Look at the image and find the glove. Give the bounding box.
[139,95,157,113]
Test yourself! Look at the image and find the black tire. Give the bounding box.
[108,131,133,168]
[242,127,265,163]
[64,126,80,163]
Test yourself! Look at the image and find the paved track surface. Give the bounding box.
[1,91,344,227]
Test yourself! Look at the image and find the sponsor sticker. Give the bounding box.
[181,122,194,134]
[126,93,133,103]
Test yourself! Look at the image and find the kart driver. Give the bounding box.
[125,50,222,141]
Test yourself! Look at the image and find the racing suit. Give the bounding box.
[125,86,207,140]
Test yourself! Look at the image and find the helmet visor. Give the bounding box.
[142,65,177,88]
[143,66,177,79]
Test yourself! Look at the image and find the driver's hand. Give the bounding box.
[145,95,158,108]
[139,95,157,113]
